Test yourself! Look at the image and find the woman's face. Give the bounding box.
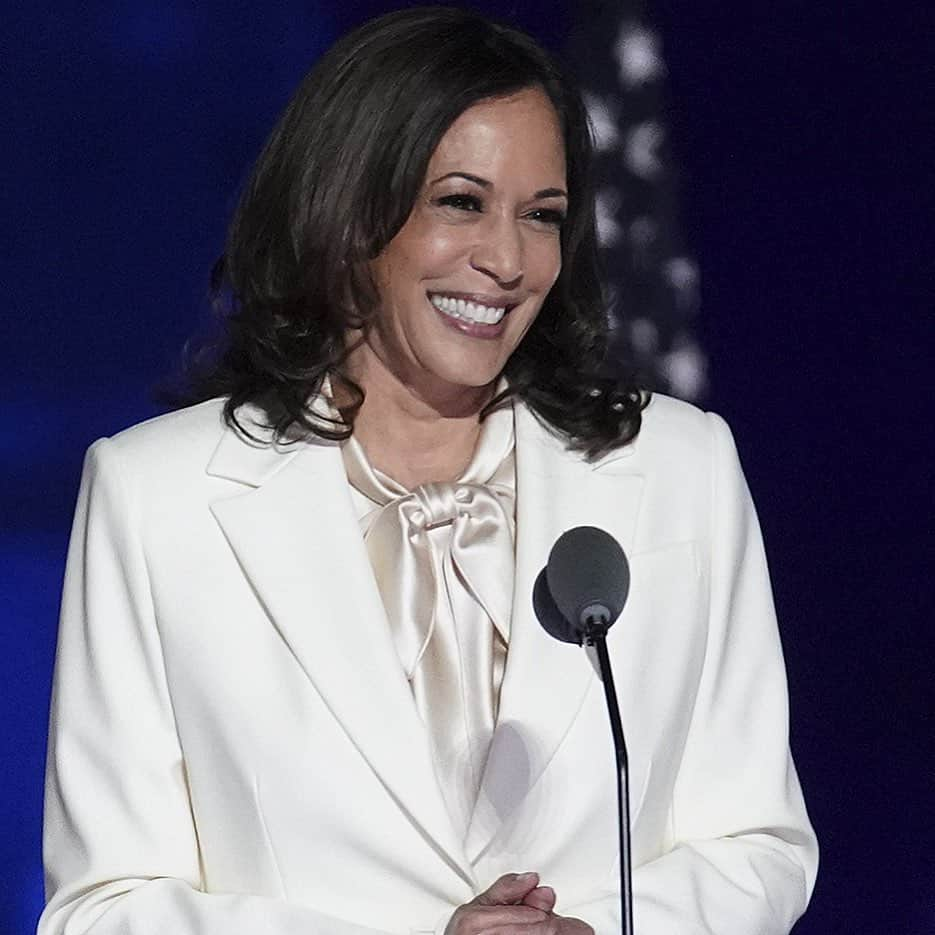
[360,86,567,406]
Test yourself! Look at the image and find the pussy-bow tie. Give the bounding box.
[341,411,516,834]
[343,440,515,677]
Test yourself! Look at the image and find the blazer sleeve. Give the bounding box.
[39,439,399,935]
[563,412,818,934]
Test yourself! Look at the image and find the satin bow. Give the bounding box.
[361,478,514,676]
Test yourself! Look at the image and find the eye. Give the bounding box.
[436,193,483,212]
[526,207,566,227]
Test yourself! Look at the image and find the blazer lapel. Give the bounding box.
[206,417,473,883]
[465,403,645,862]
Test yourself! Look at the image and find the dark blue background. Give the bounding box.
[3,3,931,932]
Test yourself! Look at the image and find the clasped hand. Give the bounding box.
[445,872,593,935]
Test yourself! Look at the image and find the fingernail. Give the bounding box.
[515,871,537,881]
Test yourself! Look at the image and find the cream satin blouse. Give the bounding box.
[342,402,516,838]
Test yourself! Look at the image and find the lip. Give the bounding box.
[427,290,522,311]
[427,292,514,339]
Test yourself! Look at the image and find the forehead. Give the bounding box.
[427,87,566,183]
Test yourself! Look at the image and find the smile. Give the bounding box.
[429,293,509,325]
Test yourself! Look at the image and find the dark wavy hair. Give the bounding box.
[176,6,647,458]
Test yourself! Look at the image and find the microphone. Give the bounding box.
[534,525,630,642]
[533,526,634,935]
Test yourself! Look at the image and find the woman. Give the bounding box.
[40,8,817,935]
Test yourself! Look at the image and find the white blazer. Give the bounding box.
[40,393,818,935]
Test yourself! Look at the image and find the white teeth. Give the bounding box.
[430,294,507,325]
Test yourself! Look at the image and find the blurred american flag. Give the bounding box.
[566,0,706,399]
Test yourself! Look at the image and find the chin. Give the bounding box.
[426,331,527,388]
[414,352,506,396]
[430,365,503,393]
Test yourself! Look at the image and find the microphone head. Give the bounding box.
[533,567,581,644]
[546,526,630,631]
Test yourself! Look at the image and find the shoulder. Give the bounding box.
[516,391,746,500]
[630,395,756,539]
[516,391,739,478]
[632,392,737,470]
[81,398,230,494]
[635,391,709,446]
[596,394,750,538]
[103,397,227,464]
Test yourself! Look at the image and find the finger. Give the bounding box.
[450,904,549,935]
[522,886,556,912]
[550,915,593,935]
[461,922,558,935]
[474,871,541,906]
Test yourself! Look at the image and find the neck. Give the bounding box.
[340,343,496,488]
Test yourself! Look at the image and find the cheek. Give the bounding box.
[421,229,470,271]
[398,211,467,273]
[549,253,563,290]
[529,235,563,289]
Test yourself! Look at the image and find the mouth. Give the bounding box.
[428,292,516,327]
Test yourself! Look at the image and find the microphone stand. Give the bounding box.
[584,618,634,935]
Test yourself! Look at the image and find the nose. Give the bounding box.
[470,215,524,288]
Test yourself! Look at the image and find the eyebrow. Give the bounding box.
[431,171,567,200]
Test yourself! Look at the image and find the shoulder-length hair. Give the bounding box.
[179,5,646,458]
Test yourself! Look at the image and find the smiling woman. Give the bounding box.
[353,87,567,485]
[365,89,565,376]
[41,7,817,935]
[174,5,640,461]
